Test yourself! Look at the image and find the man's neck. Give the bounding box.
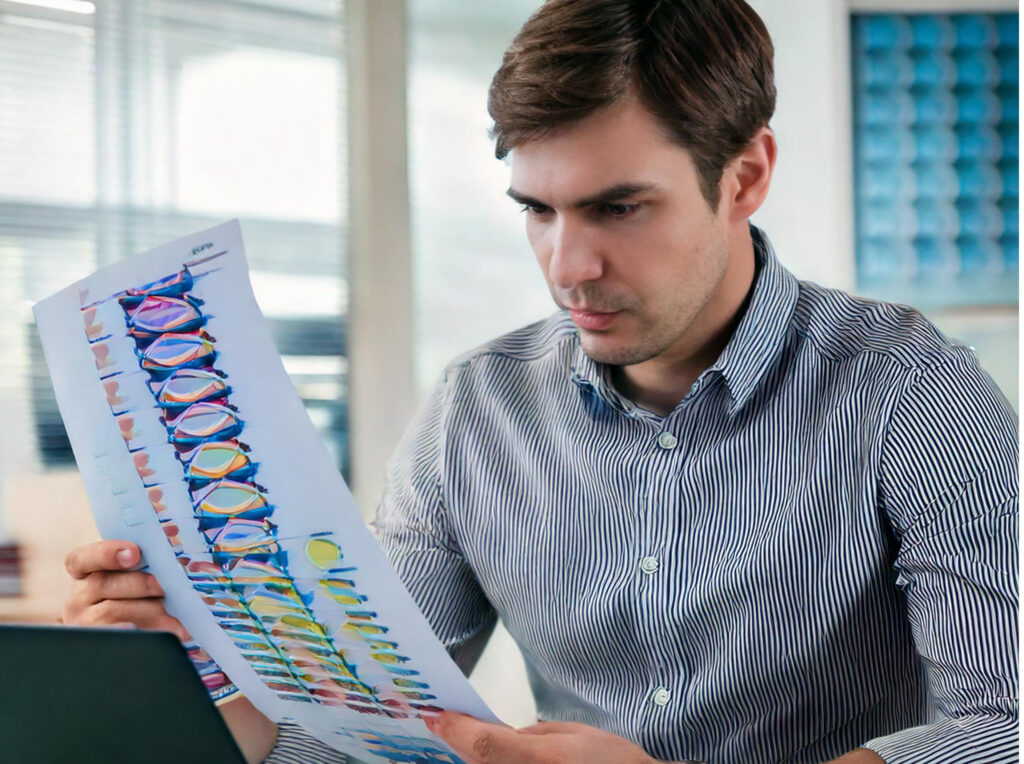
[610,316,743,415]
[611,230,758,417]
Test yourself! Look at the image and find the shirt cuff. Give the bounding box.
[863,714,1018,764]
[262,721,350,764]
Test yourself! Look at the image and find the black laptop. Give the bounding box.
[0,625,248,764]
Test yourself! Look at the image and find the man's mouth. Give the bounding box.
[567,309,621,331]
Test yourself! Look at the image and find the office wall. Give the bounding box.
[750,0,1018,409]
[749,0,857,290]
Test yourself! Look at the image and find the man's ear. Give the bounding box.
[721,127,776,222]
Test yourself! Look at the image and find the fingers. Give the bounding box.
[65,540,141,579]
[63,570,160,624]
[62,563,184,642]
[61,541,189,643]
[72,597,189,642]
[427,712,545,764]
[68,571,164,609]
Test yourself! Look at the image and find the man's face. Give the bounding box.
[508,98,738,368]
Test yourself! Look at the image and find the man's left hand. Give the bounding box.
[425,711,658,764]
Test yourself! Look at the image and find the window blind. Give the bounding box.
[0,0,349,547]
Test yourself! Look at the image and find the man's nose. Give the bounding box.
[545,216,603,290]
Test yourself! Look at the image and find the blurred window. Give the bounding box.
[407,1,552,390]
[404,1,547,728]
[851,12,1018,309]
[0,0,349,553]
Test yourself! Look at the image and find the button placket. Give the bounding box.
[636,423,681,732]
[639,555,660,574]
[656,430,678,450]
[651,686,672,707]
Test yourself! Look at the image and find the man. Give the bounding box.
[60,1,1018,763]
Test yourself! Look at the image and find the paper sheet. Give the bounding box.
[34,220,496,763]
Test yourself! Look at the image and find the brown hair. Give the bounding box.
[487,0,776,210]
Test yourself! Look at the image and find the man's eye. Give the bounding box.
[520,203,551,216]
[602,203,639,217]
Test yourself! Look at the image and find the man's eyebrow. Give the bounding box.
[506,182,661,209]
[506,187,544,206]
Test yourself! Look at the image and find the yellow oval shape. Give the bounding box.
[306,538,341,569]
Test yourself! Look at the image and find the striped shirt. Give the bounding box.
[269,227,1018,763]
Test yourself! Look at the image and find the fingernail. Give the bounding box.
[424,715,437,732]
[116,549,134,567]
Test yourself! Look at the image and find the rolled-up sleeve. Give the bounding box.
[371,364,497,675]
[866,348,1018,763]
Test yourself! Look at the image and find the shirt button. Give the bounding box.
[652,687,671,707]
[639,555,660,574]
[656,431,678,449]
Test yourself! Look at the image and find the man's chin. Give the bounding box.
[578,333,656,367]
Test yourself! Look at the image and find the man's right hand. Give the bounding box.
[62,539,189,641]
[63,540,278,762]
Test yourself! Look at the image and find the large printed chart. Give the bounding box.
[34,221,494,763]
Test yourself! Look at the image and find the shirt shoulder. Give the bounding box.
[443,311,578,377]
[429,312,580,424]
[790,279,972,372]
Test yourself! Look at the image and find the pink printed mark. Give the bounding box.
[81,307,106,341]
[147,487,167,514]
[91,343,113,371]
[132,452,155,480]
[117,414,139,443]
[161,520,182,546]
[104,379,127,409]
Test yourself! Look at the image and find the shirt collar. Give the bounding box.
[710,225,799,415]
[569,224,799,418]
